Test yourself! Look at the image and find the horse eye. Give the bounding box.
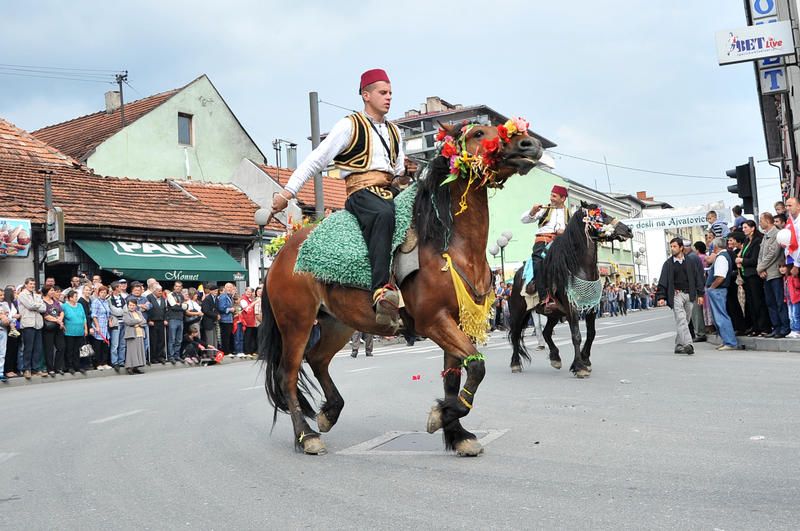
[474,130,484,138]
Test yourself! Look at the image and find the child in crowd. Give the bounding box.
[780,262,800,338]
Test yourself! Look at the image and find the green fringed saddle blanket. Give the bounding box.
[294,183,418,289]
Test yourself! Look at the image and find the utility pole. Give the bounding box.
[603,155,612,193]
[309,91,323,219]
[116,71,128,128]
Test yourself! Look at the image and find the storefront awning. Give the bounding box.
[74,240,246,282]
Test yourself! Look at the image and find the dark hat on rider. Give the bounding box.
[551,185,568,197]
[359,69,390,93]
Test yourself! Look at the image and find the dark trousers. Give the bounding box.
[244,327,257,354]
[726,282,747,333]
[743,275,771,333]
[42,328,65,373]
[219,322,233,354]
[764,277,790,334]
[531,240,548,298]
[92,337,109,367]
[345,189,395,291]
[149,321,166,361]
[4,334,19,374]
[21,328,43,372]
[64,335,82,371]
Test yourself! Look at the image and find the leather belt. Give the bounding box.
[535,233,556,244]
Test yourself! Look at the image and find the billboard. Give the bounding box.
[0,218,32,258]
[716,20,794,65]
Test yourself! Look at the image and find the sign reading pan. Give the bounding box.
[74,240,247,282]
[716,20,795,65]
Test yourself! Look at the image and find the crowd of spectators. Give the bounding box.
[0,274,262,382]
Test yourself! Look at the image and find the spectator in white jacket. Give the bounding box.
[17,277,45,379]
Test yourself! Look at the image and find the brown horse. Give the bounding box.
[260,121,542,455]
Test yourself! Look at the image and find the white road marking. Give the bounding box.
[89,409,146,424]
[347,367,378,373]
[630,332,675,343]
[592,333,644,345]
[425,355,443,359]
[239,385,262,391]
[0,452,18,465]
[337,429,509,456]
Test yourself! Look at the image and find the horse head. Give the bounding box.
[435,117,543,187]
[578,201,633,242]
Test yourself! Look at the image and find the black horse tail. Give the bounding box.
[258,275,317,427]
[507,267,532,366]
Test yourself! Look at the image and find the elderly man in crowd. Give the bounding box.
[757,212,790,338]
[706,237,739,351]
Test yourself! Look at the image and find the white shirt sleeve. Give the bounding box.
[521,208,544,224]
[713,254,729,278]
[284,117,353,196]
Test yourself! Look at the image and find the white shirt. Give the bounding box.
[285,113,406,196]
[712,253,729,279]
[521,206,567,236]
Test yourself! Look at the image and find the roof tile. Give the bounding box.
[259,164,347,211]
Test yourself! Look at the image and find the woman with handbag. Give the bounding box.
[122,297,146,375]
[91,285,112,371]
[41,286,66,376]
[62,290,87,375]
[2,286,21,378]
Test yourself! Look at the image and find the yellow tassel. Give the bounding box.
[442,253,493,344]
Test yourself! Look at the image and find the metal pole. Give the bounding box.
[500,247,505,284]
[116,71,127,128]
[258,226,265,284]
[309,91,324,219]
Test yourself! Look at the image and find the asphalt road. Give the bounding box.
[1,308,798,530]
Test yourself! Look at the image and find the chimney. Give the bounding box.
[105,91,121,114]
[636,191,647,200]
[286,144,297,169]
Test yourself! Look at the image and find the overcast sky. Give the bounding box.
[0,1,779,211]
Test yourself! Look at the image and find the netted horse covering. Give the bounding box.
[566,276,603,311]
[294,184,418,289]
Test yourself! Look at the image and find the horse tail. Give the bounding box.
[507,267,532,365]
[258,272,318,427]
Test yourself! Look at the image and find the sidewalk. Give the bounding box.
[708,334,800,353]
[0,355,256,389]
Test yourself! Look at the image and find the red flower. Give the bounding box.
[497,125,509,143]
[441,141,458,158]
[435,128,447,142]
[481,137,500,154]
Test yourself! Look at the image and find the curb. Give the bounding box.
[0,355,255,389]
[707,334,800,353]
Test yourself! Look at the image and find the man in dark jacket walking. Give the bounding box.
[656,237,705,355]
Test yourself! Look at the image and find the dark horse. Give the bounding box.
[507,203,632,377]
[260,121,542,455]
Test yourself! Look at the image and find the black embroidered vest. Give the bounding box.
[333,113,400,172]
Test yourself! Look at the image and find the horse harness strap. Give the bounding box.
[447,259,493,303]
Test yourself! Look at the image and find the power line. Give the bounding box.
[550,150,728,180]
[0,63,120,73]
[0,71,113,84]
[0,66,115,79]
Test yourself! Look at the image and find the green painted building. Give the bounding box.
[34,74,266,182]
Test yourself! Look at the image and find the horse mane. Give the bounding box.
[541,208,591,291]
[413,154,454,251]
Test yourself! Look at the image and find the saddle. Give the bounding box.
[294,184,419,290]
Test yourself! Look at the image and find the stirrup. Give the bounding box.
[373,285,400,325]
[541,293,558,314]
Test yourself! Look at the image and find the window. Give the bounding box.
[178,113,193,145]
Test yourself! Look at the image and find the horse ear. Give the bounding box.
[437,121,458,137]
[580,200,589,208]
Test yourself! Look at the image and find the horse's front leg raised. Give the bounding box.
[423,320,486,456]
[567,315,590,378]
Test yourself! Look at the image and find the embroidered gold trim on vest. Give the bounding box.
[334,113,400,173]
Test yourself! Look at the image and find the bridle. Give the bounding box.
[582,206,621,242]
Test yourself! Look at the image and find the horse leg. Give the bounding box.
[509,306,532,374]
[543,314,561,369]
[422,321,486,456]
[567,316,590,378]
[580,309,597,373]
[305,316,353,433]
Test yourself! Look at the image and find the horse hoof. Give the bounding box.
[586,365,593,373]
[316,412,332,433]
[511,365,522,374]
[426,405,443,433]
[550,360,562,370]
[575,369,590,379]
[302,437,327,455]
[454,438,484,457]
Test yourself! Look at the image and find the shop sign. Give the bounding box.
[110,241,207,259]
[0,218,32,258]
[716,20,794,66]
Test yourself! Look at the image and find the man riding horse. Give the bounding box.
[270,68,415,325]
[521,184,569,310]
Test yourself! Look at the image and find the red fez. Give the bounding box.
[359,69,390,93]
[551,185,568,197]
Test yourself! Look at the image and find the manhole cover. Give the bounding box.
[337,429,508,455]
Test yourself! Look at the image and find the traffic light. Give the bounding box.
[726,157,757,215]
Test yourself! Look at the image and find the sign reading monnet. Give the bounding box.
[619,213,708,231]
[716,20,795,65]
[74,240,246,282]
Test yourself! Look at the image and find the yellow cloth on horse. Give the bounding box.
[441,253,493,344]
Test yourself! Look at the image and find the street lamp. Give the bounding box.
[496,231,512,282]
[254,208,271,284]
